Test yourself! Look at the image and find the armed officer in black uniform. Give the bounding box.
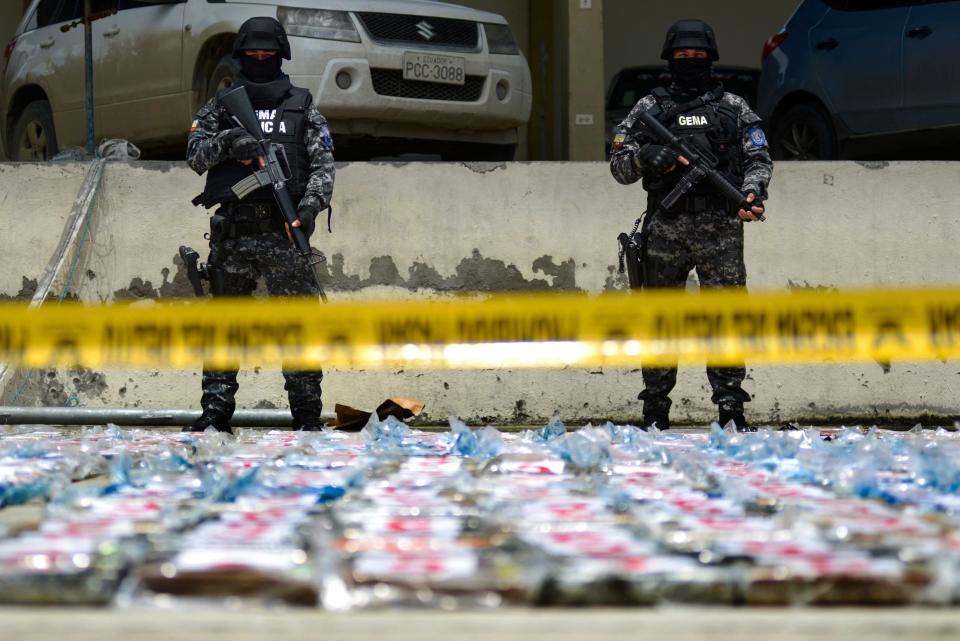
[610,20,773,431]
[183,17,336,434]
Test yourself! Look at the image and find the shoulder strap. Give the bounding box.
[704,86,725,103]
[712,92,741,128]
[649,87,672,118]
[651,86,671,103]
[273,88,312,134]
[284,87,312,110]
[270,88,309,139]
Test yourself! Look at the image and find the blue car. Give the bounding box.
[759,0,960,160]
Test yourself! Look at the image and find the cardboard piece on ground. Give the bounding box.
[330,398,425,432]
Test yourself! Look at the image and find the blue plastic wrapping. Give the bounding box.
[449,417,503,460]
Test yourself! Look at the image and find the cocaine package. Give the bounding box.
[0,420,959,608]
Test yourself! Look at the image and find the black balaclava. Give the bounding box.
[669,57,713,95]
[660,20,720,96]
[233,17,293,105]
[240,54,283,84]
[238,53,291,107]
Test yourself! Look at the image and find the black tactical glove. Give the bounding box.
[635,144,676,175]
[741,191,766,221]
[222,128,259,162]
[296,204,318,238]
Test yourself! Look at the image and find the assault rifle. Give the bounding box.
[633,110,765,221]
[218,85,328,303]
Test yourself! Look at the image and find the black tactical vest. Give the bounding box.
[643,86,742,197]
[198,85,313,208]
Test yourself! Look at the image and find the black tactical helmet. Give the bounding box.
[660,19,719,61]
[233,17,292,60]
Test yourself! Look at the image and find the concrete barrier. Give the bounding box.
[0,160,105,407]
[1,160,958,424]
[0,163,91,300]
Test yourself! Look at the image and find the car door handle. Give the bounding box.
[907,26,933,39]
[815,38,839,51]
[103,26,120,38]
[40,38,55,49]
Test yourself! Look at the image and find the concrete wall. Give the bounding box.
[2,160,959,424]
[603,0,798,86]
[566,0,606,161]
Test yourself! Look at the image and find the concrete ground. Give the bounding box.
[1,607,959,641]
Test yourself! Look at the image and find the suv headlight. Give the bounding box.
[484,23,519,55]
[277,8,360,43]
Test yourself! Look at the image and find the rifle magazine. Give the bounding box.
[231,171,271,200]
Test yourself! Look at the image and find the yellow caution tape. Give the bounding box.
[0,288,958,369]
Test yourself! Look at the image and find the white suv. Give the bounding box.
[2,0,532,161]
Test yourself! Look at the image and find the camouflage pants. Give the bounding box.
[201,229,323,420]
[639,206,750,417]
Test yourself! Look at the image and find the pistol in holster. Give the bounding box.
[180,246,225,297]
[179,214,228,297]
[618,215,647,290]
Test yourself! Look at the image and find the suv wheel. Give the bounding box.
[771,103,838,160]
[11,100,58,161]
[206,55,239,102]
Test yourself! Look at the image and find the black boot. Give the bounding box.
[640,396,671,431]
[291,406,325,431]
[642,413,670,431]
[183,411,233,434]
[718,406,754,432]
